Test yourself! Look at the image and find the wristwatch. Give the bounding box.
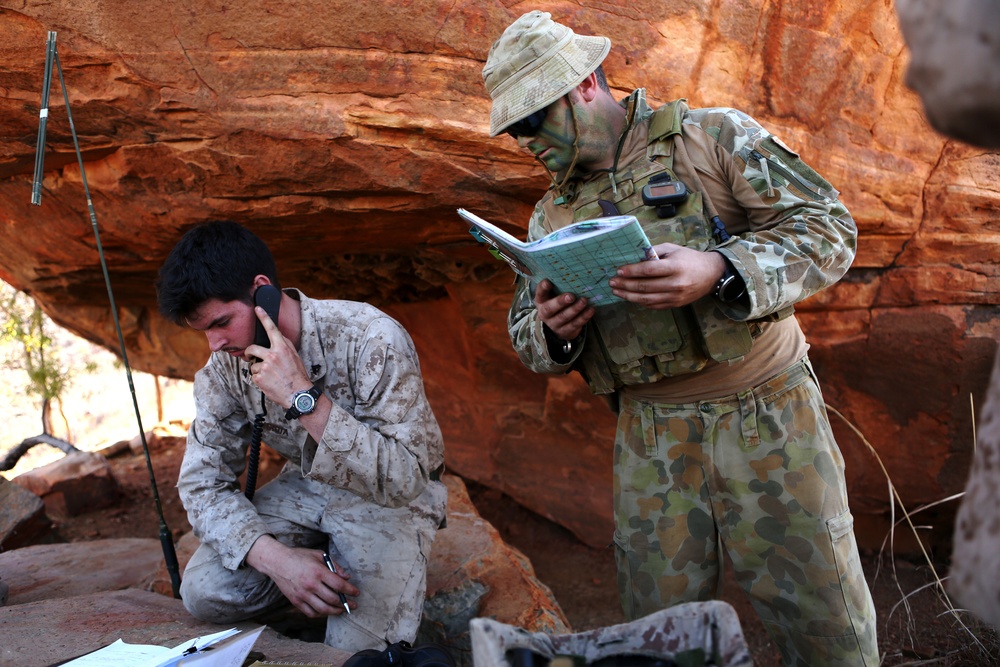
[285,384,322,420]
[713,261,747,304]
[543,323,582,360]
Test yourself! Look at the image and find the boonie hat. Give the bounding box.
[483,11,611,137]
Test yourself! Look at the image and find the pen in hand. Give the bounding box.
[322,552,352,615]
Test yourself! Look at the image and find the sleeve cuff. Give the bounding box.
[540,321,583,366]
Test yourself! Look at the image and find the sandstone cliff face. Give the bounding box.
[0,0,996,548]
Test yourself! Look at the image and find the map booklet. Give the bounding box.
[459,208,657,306]
[60,625,265,667]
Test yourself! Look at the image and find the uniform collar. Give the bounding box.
[285,288,328,385]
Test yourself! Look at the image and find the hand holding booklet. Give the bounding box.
[459,208,657,306]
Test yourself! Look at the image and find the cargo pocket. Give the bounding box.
[826,509,878,666]
[827,508,866,615]
[612,530,640,619]
[689,298,753,363]
[594,302,684,367]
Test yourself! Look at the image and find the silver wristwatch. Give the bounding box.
[285,385,321,420]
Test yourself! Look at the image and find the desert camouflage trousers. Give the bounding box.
[179,466,447,653]
[613,358,879,667]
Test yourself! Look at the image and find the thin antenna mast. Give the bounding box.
[32,31,182,599]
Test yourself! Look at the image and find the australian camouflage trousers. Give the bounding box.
[612,358,879,667]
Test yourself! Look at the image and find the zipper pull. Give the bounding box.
[752,150,775,198]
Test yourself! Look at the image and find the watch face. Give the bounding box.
[718,275,746,302]
[719,276,735,300]
[294,392,315,413]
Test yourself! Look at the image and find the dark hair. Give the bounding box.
[594,65,611,93]
[156,220,280,325]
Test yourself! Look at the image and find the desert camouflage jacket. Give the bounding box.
[508,90,857,389]
[178,290,445,570]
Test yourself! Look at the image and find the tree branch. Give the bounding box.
[0,433,83,471]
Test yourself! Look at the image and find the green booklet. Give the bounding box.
[459,208,657,306]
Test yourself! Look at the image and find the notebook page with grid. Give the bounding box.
[461,209,656,306]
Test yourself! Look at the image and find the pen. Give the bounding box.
[323,552,352,615]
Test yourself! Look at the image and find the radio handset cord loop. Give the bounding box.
[245,395,266,501]
[244,284,281,502]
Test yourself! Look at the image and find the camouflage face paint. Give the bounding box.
[524,96,579,172]
[523,93,625,174]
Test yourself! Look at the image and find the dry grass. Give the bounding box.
[827,403,1000,666]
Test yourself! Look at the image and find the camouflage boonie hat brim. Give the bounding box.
[483,10,611,137]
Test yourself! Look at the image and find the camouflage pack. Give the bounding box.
[469,602,752,667]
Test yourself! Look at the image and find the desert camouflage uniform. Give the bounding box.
[178,290,447,653]
[508,91,877,666]
[471,601,752,667]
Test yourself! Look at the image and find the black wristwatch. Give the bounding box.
[285,384,322,420]
[713,260,747,304]
[543,323,582,361]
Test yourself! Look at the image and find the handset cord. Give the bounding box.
[245,395,266,501]
[31,31,182,599]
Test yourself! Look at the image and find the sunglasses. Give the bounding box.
[504,105,551,139]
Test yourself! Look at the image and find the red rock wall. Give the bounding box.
[0,1,996,549]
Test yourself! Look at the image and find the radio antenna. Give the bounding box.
[32,31,182,598]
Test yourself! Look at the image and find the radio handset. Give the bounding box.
[246,285,281,501]
[253,284,281,349]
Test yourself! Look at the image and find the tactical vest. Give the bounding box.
[539,100,776,395]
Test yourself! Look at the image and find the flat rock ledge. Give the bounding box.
[0,474,569,667]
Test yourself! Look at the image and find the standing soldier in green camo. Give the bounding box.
[480,11,878,667]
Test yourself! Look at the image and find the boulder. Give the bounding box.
[895,0,1000,626]
[0,538,163,605]
[0,475,53,551]
[896,0,1000,147]
[12,451,121,517]
[127,421,189,456]
[419,475,570,664]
